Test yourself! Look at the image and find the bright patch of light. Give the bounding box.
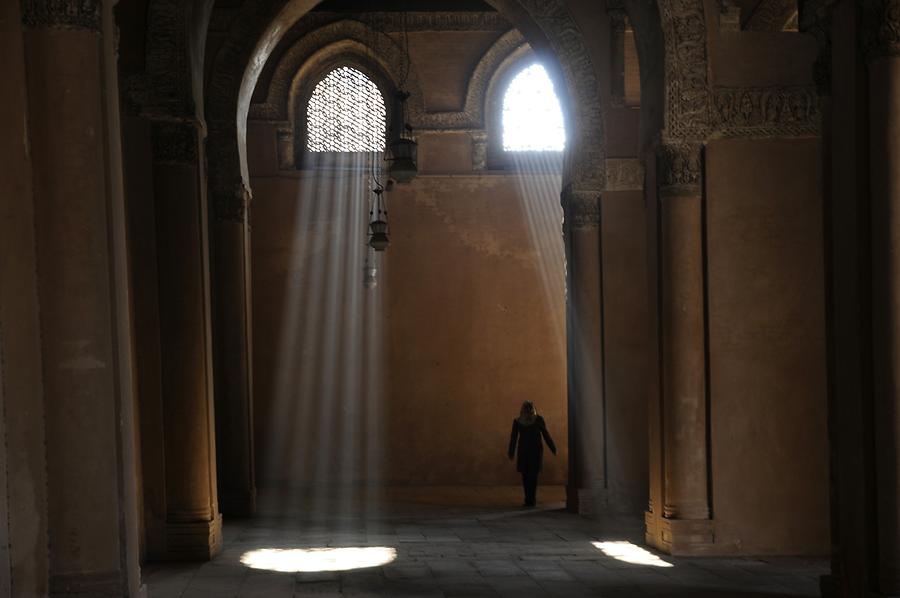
[307,66,386,152]
[502,63,565,152]
[592,541,674,568]
[241,546,396,573]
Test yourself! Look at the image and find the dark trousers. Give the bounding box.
[521,472,539,505]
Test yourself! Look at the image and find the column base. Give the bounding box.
[49,571,125,597]
[165,513,223,561]
[645,511,715,555]
[220,487,256,518]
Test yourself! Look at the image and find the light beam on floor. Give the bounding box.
[240,546,397,573]
[592,541,674,568]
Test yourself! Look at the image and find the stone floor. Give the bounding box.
[145,488,827,598]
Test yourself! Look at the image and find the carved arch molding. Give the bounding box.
[206,0,608,222]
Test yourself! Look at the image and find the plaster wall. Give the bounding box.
[706,137,830,554]
[249,167,569,487]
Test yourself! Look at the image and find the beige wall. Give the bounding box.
[249,167,569,487]
[706,137,829,554]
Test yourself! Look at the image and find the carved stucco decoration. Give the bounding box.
[657,0,820,184]
[658,0,711,142]
[657,142,703,190]
[22,0,101,31]
[710,86,819,138]
[216,183,252,224]
[122,0,211,121]
[562,188,601,230]
[604,158,644,192]
[862,0,900,60]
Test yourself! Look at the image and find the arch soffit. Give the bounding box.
[250,20,418,122]
[206,0,608,206]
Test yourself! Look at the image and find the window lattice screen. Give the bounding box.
[306,67,387,152]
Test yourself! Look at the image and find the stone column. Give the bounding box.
[648,142,713,554]
[0,1,49,595]
[562,188,607,514]
[211,183,256,517]
[22,0,143,593]
[866,6,900,592]
[152,120,223,558]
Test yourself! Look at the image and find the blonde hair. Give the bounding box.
[520,401,536,416]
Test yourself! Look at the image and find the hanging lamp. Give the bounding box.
[387,12,417,184]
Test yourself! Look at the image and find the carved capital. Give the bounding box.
[562,189,601,230]
[151,121,200,165]
[214,183,251,223]
[22,0,101,31]
[657,143,703,191]
[862,0,900,60]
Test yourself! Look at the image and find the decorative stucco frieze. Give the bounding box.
[22,0,101,31]
[604,159,644,192]
[151,120,199,165]
[862,0,900,60]
[710,86,820,138]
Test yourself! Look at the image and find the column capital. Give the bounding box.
[151,120,202,166]
[561,188,601,230]
[22,0,101,32]
[862,0,900,61]
[657,142,703,194]
[213,182,252,223]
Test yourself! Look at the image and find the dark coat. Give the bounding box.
[508,415,556,474]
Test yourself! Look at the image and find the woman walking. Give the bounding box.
[508,401,556,507]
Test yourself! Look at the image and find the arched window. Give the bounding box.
[306,66,387,152]
[502,63,565,152]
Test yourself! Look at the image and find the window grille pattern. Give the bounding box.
[306,67,386,152]
[502,64,566,152]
